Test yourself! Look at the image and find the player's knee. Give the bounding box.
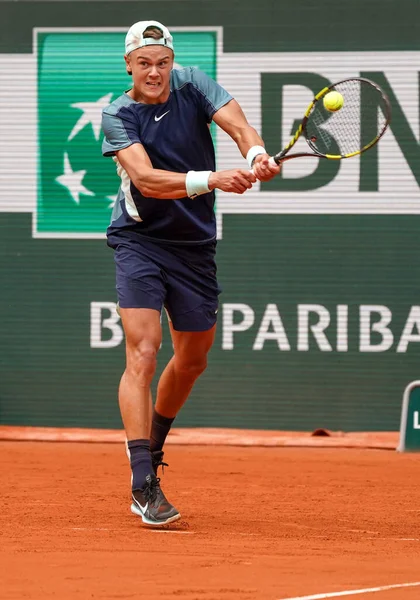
[175,355,208,379]
[127,343,158,382]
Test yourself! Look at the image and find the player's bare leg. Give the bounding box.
[119,307,180,526]
[119,308,160,440]
[150,323,216,464]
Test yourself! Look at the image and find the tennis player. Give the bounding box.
[101,20,280,526]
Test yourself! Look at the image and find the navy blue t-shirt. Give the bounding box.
[102,67,232,245]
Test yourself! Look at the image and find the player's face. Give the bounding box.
[125,46,174,104]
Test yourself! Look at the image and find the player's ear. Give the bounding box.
[124,54,132,76]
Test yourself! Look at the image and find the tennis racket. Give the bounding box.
[264,77,391,166]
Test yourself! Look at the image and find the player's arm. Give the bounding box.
[116,142,256,198]
[212,99,280,181]
[116,143,189,199]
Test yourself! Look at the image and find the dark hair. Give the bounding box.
[126,26,165,76]
[142,26,164,40]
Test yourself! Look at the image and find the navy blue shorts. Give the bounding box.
[109,235,221,332]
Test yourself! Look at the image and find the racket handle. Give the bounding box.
[251,155,279,174]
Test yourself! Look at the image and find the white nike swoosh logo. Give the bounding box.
[154,110,170,122]
[134,499,148,514]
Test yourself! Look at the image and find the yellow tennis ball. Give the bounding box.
[323,91,344,112]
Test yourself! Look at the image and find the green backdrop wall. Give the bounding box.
[1,0,419,431]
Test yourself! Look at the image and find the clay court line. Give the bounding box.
[278,581,420,599]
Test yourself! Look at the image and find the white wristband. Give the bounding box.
[246,145,266,168]
[185,170,212,198]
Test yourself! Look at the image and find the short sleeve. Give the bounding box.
[101,107,142,157]
[190,68,233,122]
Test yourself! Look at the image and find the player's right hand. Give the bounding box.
[209,169,256,194]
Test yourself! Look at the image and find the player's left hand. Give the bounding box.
[252,154,281,182]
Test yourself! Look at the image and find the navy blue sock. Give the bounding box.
[150,409,175,453]
[127,439,153,490]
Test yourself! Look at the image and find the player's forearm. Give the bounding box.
[230,126,266,160]
[133,168,188,199]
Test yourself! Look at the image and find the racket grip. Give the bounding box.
[251,155,278,174]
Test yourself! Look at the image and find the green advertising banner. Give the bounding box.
[0,1,419,432]
[398,382,420,451]
[36,30,217,236]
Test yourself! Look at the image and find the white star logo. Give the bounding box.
[68,93,113,141]
[107,194,118,209]
[56,153,95,204]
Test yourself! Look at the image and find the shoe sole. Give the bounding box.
[130,503,181,526]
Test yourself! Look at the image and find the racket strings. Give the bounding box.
[306,80,389,157]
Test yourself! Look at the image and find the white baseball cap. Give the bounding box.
[125,20,174,55]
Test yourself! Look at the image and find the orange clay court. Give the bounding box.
[1,433,420,600]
